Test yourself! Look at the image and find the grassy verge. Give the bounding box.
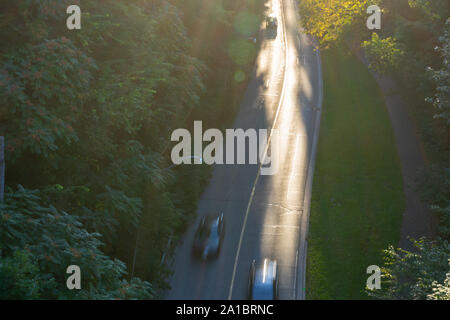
[306,46,404,299]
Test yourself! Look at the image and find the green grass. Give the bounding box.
[306,46,404,299]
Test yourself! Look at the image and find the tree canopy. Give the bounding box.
[0,0,264,298]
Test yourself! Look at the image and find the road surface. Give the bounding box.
[166,0,322,300]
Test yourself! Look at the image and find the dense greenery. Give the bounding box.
[364,4,450,299]
[298,0,375,48]
[361,32,404,74]
[0,0,263,298]
[366,238,449,300]
[299,0,449,299]
[0,186,154,299]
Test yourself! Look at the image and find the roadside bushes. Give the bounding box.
[0,186,155,299]
[366,238,449,300]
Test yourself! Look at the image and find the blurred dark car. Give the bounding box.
[248,259,278,300]
[192,213,225,260]
[266,16,278,30]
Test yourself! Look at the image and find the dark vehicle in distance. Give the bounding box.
[266,16,278,30]
[192,213,225,260]
[248,259,278,300]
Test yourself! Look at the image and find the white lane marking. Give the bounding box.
[227,0,289,300]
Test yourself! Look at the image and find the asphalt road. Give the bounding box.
[166,0,322,300]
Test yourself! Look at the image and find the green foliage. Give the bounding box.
[0,38,96,160]
[407,0,449,22]
[367,238,449,300]
[0,0,263,298]
[427,272,450,300]
[0,0,204,298]
[300,0,450,299]
[362,32,404,74]
[298,0,376,48]
[0,249,43,299]
[425,19,450,124]
[370,1,450,301]
[418,165,450,239]
[0,186,155,299]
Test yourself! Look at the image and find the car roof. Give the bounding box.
[203,213,221,222]
[197,214,221,236]
[200,214,219,229]
[254,259,277,283]
[251,259,277,299]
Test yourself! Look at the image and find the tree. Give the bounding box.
[425,19,450,124]
[418,165,450,239]
[298,0,376,48]
[367,238,449,300]
[362,32,404,74]
[0,0,265,297]
[0,249,43,299]
[427,272,450,300]
[0,0,204,293]
[0,186,155,299]
[407,0,449,22]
